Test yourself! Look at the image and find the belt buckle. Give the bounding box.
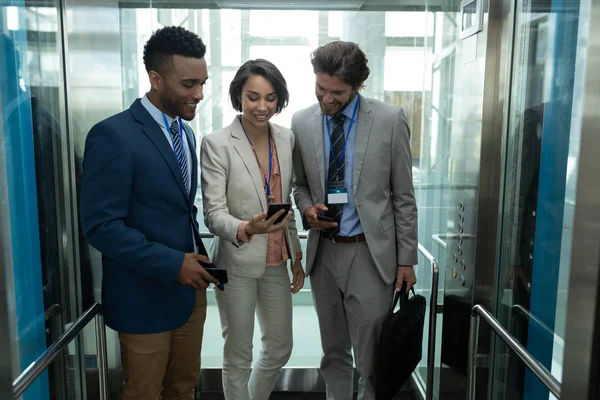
[331,236,337,244]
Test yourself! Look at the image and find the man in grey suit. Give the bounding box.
[292,41,418,400]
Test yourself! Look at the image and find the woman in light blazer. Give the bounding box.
[200,59,305,400]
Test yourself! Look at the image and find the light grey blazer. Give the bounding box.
[201,116,302,278]
[292,94,418,284]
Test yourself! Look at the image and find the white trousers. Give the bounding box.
[215,263,293,400]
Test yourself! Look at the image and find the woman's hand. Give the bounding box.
[245,210,292,235]
[290,259,305,294]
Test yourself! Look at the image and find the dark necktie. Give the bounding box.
[170,119,190,195]
[323,114,345,238]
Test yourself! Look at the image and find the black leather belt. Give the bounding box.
[322,233,366,243]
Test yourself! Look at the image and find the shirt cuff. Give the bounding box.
[237,221,253,243]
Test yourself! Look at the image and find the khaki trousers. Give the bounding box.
[119,289,207,400]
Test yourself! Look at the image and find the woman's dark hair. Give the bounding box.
[311,41,370,89]
[229,59,289,114]
[143,26,206,74]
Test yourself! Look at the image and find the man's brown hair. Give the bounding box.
[310,41,370,89]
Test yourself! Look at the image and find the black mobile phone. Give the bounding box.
[317,214,335,222]
[205,267,228,284]
[199,261,228,290]
[267,202,291,224]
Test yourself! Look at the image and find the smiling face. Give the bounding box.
[315,72,356,116]
[149,55,208,121]
[240,74,278,129]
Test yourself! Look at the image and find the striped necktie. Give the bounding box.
[170,119,190,195]
[323,114,345,238]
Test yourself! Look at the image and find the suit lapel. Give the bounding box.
[310,109,326,196]
[130,100,188,199]
[272,125,289,198]
[353,95,374,192]
[230,117,268,211]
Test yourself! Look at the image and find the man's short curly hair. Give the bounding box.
[143,26,206,74]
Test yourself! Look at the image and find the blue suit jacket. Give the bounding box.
[80,99,207,334]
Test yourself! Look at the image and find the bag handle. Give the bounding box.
[389,281,416,314]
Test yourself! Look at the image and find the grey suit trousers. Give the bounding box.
[311,238,394,400]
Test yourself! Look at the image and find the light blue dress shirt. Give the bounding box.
[141,95,198,252]
[323,94,363,236]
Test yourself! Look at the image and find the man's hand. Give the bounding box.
[177,253,219,289]
[290,259,305,294]
[304,204,338,230]
[245,210,293,236]
[396,265,417,293]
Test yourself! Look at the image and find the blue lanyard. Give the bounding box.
[325,96,360,171]
[161,113,186,173]
[239,117,273,204]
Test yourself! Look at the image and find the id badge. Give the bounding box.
[327,186,348,205]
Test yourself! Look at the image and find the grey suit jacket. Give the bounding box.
[292,94,418,284]
[201,116,302,278]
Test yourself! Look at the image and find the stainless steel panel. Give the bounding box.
[438,4,489,397]
[438,0,516,397]
[561,0,600,397]
[442,7,489,299]
[473,0,513,316]
[467,0,515,396]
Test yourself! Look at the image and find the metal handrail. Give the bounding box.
[431,234,448,249]
[12,303,108,400]
[43,304,61,321]
[417,243,440,400]
[431,233,476,249]
[467,304,561,399]
[512,304,555,339]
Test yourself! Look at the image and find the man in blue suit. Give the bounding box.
[80,26,218,400]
